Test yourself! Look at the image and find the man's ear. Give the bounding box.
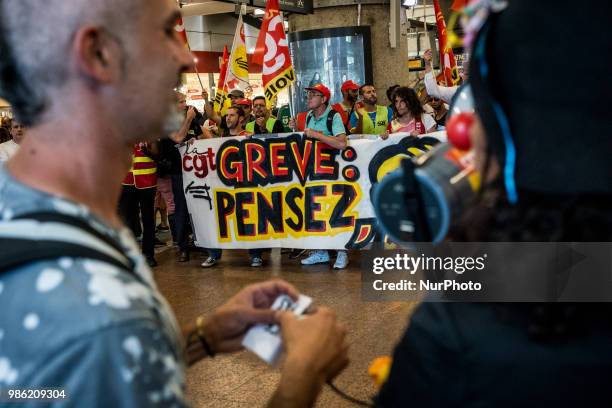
[72,26,122,84]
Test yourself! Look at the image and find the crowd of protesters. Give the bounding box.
[109,49,455,270]
[1,1,610,407]
[0,47,451,271]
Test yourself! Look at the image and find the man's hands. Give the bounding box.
[186,106,197,123]
[303,128,319,140]
[269,307,349,407]
[200,280,299,354]
[256,116,267,132]
[192,278,350,408]
[201,89,209,101]
[279,307,349,382]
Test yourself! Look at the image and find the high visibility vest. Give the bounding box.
[295,111,308,131]
[359,105,389,134]
[122,145,157,189]
[245,117,277,133]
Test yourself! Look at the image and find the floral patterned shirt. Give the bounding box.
[0,165,188,407]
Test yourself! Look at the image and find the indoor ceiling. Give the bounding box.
[178,0,238,17]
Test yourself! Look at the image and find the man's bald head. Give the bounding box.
[0,0,146,126]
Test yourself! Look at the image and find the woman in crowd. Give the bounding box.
[389,86,437,135]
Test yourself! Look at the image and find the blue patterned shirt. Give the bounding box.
[0,165,188,407]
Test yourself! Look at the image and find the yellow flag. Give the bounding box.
[224,14,250,92]
[213,46,229,114]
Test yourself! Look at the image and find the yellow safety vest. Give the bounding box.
[359,105,389,134]
[122,146,157,189]
[245,117,277,133]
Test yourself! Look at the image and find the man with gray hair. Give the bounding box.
[0,1,348,406]
[0,118,25,161]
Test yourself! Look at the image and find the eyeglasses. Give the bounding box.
[306,91,323,98]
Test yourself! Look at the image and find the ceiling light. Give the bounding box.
[402,0,417,6]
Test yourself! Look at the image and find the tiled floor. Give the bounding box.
[152,246,417,407]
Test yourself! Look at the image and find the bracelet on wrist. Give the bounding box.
[195,316,215,357]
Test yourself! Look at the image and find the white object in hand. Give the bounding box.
[242,294,312,365]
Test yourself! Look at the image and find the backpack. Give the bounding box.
[305,109,339,136]
[331,103,353,135]
[0,211,135,274]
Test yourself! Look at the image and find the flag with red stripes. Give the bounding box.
[433,0,460,86]
[253,0,295,105]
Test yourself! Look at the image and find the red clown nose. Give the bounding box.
[446,112,474,151]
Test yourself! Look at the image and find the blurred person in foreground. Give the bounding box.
[0,1,348,407]
[376,1,612,407]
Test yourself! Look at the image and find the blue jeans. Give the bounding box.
[170,174,190,252]
[208,249,262,260]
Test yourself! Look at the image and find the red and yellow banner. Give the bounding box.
[433,0,460,86]
[253,0,295,105]
[180,132,443,249]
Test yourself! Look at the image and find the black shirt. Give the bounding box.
[434,110,448,127]
[159,113,203,176]
[375,302,612,408]
[253,118,285,135]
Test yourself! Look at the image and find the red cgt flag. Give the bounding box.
[253,0,295,105]
[433,0,460,86]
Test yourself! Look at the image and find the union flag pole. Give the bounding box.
[175,15,206,92]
